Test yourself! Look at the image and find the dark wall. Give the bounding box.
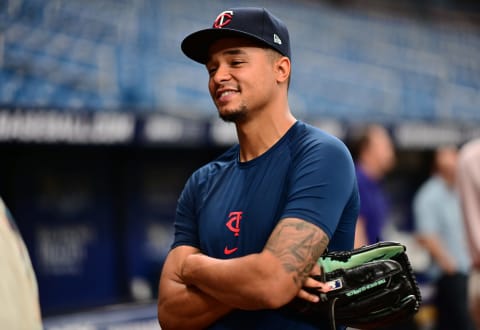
[0,143,227,315]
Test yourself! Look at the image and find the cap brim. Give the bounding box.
[181,28,271,64]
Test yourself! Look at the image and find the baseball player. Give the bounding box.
[157,7,359,330]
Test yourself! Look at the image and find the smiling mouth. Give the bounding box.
[216,89,239,103]
[219,90,236,98]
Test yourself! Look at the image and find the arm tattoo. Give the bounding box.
[265,218,329,286]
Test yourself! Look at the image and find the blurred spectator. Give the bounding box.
[0,197,42,330]
[349,124,396,248]
[413,146,474,330]
[350,125,417,330]
[457,138,480,329]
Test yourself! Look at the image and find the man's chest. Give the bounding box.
[197,166,289,258]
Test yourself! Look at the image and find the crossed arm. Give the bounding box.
[157,217,330,330]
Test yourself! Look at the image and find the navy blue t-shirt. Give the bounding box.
[172,121,359,330]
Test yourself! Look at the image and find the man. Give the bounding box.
[413,146,474,330]
[350,124,395,248]
[457,138,480,329]
[157,7,359,330]
[0,197,42,330]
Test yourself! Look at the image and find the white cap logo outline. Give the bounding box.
[213,10,234,29]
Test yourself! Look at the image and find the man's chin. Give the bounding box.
[218,108,248,123]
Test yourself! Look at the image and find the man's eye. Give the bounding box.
[231,61,244,66]
[207,67,217,76]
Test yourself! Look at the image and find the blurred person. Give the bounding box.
[157,7,360,330]
[413,146,474,330]
[457,138,480,329]
[350,124,396,248]
[349,125,417,330]
[0,197,42,330]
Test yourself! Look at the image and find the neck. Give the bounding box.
[359,160,383,180]
[235,107,296,162]
[438,171,455,189]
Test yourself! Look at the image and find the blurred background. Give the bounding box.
[0,0,479,329]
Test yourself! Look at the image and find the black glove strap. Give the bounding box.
[320,265,337,330]
[328,297,338,330]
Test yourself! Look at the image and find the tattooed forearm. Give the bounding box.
[265,218,329,286]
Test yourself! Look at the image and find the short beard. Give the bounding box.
[219,104,248,123]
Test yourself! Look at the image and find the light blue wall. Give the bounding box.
[0,0,479,124]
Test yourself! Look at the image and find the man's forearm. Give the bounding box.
[158,246,233,330]
[180,218,329,311]
[158,279,232,330]
[181,251,298,310]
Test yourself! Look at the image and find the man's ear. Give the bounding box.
[275,56,291,84]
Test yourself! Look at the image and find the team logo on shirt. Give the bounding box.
[224,211,242,255]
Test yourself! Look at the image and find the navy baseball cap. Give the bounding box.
[181,7,291,64]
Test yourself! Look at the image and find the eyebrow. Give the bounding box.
[221,48,248,56]
[207,48,249,65]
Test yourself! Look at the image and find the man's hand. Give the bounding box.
[295,262,330,303]
[286,241,422,330]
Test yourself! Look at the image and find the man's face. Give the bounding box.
[206,38,278,123]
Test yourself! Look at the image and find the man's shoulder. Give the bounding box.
[191,144,239,180]
[415,176,444,203]
[291,121,349,153]
[288,122,356,182]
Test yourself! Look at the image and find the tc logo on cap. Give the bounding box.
[213,10,233,28]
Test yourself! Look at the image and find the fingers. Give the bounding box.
[303,276,331,293]
[297,288,321,303]
[296,276,331,303]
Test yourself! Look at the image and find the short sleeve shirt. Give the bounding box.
[172,121,359,329]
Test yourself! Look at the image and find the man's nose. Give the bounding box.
[212,64,231,84]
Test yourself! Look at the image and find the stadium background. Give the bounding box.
[0,0,479,328]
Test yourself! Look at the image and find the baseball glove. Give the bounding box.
[287,241,422,330]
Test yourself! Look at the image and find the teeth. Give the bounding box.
[220,91,235,98]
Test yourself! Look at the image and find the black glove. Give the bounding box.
[288,241,422,330]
